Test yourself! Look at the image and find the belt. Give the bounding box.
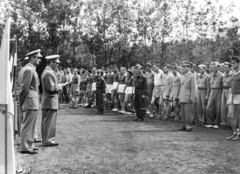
[222,86,230,90]
[198,87,207,90]
[211,88,222,90]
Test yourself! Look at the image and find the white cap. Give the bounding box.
[26,49,42,57]
[45,55,60,63]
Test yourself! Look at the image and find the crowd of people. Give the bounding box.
[18,49,240,154]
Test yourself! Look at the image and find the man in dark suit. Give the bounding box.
[178,61,196,131]
[41,55,61,147]
[18,49,42,154]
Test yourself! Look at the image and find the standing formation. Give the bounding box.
[17,50,240,155]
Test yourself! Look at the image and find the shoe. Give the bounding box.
[33,147,39,150]
[98,112,104,115]
[205,125,214,128]
[42,143,59,147]
[34,138,42,143]
[226,133,237,140]
[186,128,193,132]
[213,125,219,129]
[133,118,139,121]
[112,108,118,111]
[232,134,240,141]
[179,128,186,131]
[19,150,38,154]
[95,111,100,114]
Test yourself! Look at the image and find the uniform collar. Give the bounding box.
[199,72,206,78]
[26,63,36,71]
[46,66,54,72]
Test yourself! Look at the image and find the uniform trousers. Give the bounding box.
[221,89,230,126]
[42,109,57,145]
[135,89,146,119]
[197,89,207,123]
[206,89,222,125]
[180,103,194,129]
[20,109,38,151]
[96,88,104,113]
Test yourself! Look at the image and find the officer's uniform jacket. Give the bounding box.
[19,63,39,110]
[179,71,196,103]
[41,66,59,110]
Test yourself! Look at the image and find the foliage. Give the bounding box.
[0,0,240,70]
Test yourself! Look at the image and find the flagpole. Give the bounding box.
[5,104,8,174]
[13,36,17,139]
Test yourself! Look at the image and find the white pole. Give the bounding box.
[5,104,8,174]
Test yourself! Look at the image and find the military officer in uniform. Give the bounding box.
[178,61,196,131]
[41,55,61,147]
[133,65,148,121]
[18,49,42,154]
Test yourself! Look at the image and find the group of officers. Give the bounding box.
[18,49,240,154]
[18,49,61,154]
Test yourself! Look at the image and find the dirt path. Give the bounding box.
[16,105,240,174]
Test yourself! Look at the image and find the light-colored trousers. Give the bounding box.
[206,89,222,125]
[197,89,207,123]
[42,109,57,145]
[20,109,38,151]
[181,103,194,129]
[221,89,230,126]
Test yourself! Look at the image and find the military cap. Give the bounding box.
[218,63,224,67]
[45,55,60,63]
[26,49,43,58]
[182,61,193,67]
[212,61,219,66]
[198,64,206,69]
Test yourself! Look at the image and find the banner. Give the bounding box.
[0,17,16,174]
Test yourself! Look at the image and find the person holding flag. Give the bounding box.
[18,49,42,154]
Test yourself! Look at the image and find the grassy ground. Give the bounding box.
[15,105,240,174]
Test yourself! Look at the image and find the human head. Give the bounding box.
[198,64,206,75]
[46,55,60,70]
[182,61,192,74]
[212,61,219,73]
[231,56,240,71]
[26,49,42,66]
[171,63,178,75]
[224,62,231,73]
[146,63,152,72]
[219,63,224,73]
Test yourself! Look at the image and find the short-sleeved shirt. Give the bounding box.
[113,73,119,82]
[223,71,233,88]
[119,74,126,84]
[125,77,134,87]
[197,73,209,89]
[209,71,223,89]
[106,73,114,84]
